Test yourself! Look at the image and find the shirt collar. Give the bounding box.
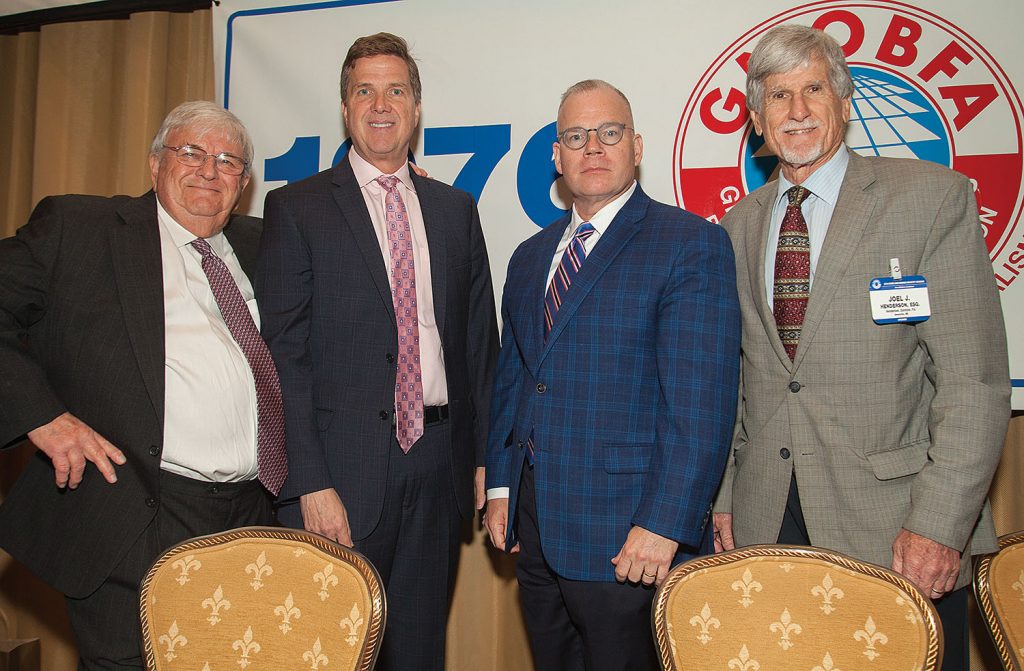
[775,146,849,209]
[349,147,416,194]
[155,195,231,255]
[570,180,638,236]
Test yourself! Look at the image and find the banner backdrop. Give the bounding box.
[212,0,1024,406]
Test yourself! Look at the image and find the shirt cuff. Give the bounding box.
[486,487,510,500]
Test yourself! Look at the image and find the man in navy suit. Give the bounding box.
[484,79,741,670]
[257,33,498,670]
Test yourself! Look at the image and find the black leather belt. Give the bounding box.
[423,404,449,426]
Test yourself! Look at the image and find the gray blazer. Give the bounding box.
[714,149,1010,589]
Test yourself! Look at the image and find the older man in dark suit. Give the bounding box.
[0,101,282,670]
[256,32,498,671]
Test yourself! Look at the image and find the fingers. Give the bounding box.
[891,529,960,599]
[713,512,735,552]
[28,413,123,489]
[484,498,510,551]
[474,467,486,510]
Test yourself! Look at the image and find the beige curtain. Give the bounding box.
[0,8,1019,671]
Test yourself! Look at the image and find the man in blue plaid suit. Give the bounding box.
[484,79,742,670]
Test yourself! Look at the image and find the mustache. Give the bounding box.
[779,121,820,132]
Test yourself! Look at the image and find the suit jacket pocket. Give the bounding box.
[315,408,334,432]
[603,443,653,474]
[866,438,929,480]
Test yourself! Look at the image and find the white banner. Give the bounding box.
[213,0,1024,407]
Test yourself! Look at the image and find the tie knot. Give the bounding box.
[574,221,596,242]
[190,237,214,258]
[787,185,811,208]
[376,175,400,191]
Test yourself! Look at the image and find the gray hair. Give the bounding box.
[149,101,254,175]
[557,79,634,127]
[746,24,854,113]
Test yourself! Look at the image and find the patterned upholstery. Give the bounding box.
[139,526,385,671]
[974,531,1024,670]
[652,544,941,670]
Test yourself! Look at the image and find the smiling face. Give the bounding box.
[149,125,249,238]
[750,55,851,184]
[553,87,643,221]
[342,54,421,174]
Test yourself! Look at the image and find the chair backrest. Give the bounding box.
[974,531,1024,670]
[140,526,385,671]
[652,544,942,671]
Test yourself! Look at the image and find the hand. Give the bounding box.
[299,488,353,546]
[713,512,735,552]
[611,526,679,587]
[410,162,430,179]
[891,528,960,599]
[474,466,486,510]
[483,497,519,553]
[27,412,125,489]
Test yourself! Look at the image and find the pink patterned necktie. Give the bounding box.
[773,186,812,361]
[190,237,288,495]
[377,175,423,453]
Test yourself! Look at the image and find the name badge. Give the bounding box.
[869,276,930,324]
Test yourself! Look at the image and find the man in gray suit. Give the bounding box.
[712,25,1009,670]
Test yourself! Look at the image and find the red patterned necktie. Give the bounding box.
[377,175,423,453]
[526,221,596,464]
[190,237,288,495]
[773,186,812,361]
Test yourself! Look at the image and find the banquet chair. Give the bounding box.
[140,526,385,671]
[974,531,1024,670]
[652,544,941,670]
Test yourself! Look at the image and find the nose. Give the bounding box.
[371,90,391,113]
[583,129,605,155]
[196,155,219,180]
[789,93,811,120]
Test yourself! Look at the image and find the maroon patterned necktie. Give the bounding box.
[190,237,288,495]
[377,175,423,453]
[773,186,812,361]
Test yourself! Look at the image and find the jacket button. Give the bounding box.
[145,497,158,508]
[517,441,524,448]
[379,410,390,420]
[788,381,802,393]
[536,383,547,393]
[780,448,791,459]
[385,353,395,364]
[148,445,160,456]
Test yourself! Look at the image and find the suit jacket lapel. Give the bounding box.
[331,157,396,324]
[411,172,447,337]
[793,150,877,369]
[522,215,570,369]
[540,186,648,362]
[746,185,792,368]
[224,217,258,280]
[110,191,165,424]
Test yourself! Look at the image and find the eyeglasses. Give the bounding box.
[556,122,634,150]
[163,144,248,176]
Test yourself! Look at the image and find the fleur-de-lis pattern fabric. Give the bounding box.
[141,531,384,671]
[659,554,938,670]
[978,538,1024,668]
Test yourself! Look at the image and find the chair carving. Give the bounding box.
[975,531,1024,670]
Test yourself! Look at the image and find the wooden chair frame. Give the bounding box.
[651,543,943,671]
[139,525,385,671]
[974,531,1024,671]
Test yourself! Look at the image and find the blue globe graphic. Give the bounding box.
[742,66,951,192]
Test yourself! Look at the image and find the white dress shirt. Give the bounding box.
[157,198,259,482]
[349,149,448,406]
[488,181,638,501]
[764,148,849,307]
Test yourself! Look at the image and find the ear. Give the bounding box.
[148,153,161,189]
[552,141,564,175]
[633,133,643,167]
[414,100,421,127]
[750,108,764,136]
[841,96,851,124]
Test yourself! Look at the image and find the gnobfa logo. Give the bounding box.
[674,1,1024,290]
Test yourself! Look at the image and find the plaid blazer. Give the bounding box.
[487,186,741,581]
[713,150,1010,590]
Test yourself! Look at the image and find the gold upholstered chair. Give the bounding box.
[652,544,942,671]
[974,531,1024,670]
[139,526,385,671]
